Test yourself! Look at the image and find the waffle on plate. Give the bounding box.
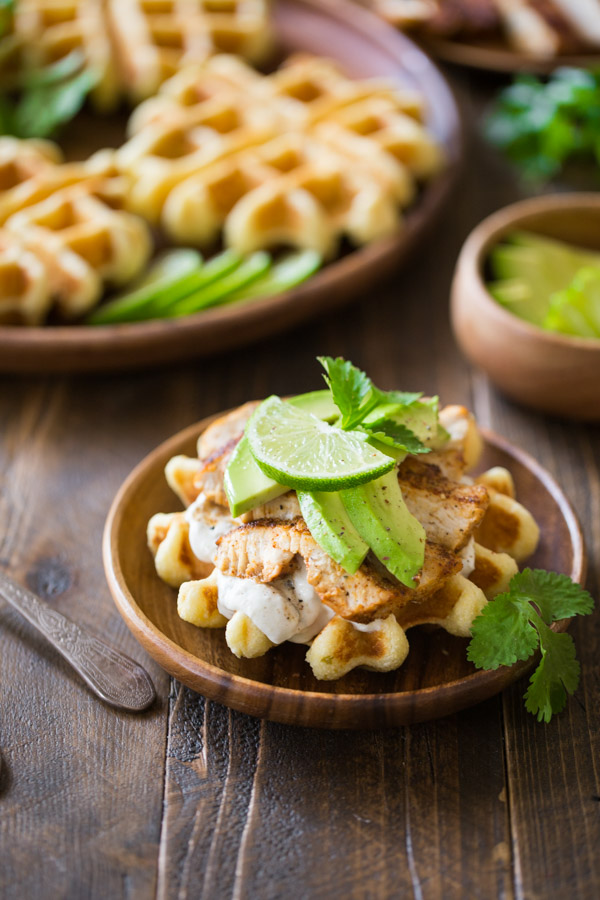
[0,52,445,325]
[148,401,540,681]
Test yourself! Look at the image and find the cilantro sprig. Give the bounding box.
[485,68,600,181]
[468,569,594,722]
[318,356,429,455]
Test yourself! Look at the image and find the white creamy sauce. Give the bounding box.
[458,536,475,578]
[216,560,334,645]
[185,493,236,564]
[347,619,385,633]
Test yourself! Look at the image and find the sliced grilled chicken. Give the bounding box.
[240,491,302,523]
[398,456,489,550]
[197,400,259,460]
[215,518,461,620]
[193,437,239,508]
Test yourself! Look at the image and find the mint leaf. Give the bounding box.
[362,418,429,455]
[524,624,580,723]
[318,356,376,430]
[468,594,539,669]
[467,568,593,722]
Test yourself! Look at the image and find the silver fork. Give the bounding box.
[0,570,156,712]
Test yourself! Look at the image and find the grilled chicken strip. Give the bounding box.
[197,401,259,459]
[398,456,489,550]
[215,518,462,621]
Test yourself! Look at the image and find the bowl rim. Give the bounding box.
[456,191,600,351]
[102,415,586,723]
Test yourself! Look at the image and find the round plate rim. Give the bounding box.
[103,414,587,727]
[0,0,462,373]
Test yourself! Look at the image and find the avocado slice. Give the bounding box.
[489,233,600,328]
[88,249,203,324]
[171,251,271,316]
[363,396,440,446]
[340,468,425,587]
[297,490,369,574]
[222,250,321,305]
[224,389,339,517]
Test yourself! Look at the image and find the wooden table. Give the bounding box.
[1,69,599,900]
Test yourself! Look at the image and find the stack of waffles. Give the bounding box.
[1,0,275,110]
[0,138,151,324]
[148,404,541,681]
[117,54,445,258]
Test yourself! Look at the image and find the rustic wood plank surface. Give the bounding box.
[1,69,599,900]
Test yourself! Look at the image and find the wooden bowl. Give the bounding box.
[103,413,585,729]
[451,193,600,421]
[0,0,461,374]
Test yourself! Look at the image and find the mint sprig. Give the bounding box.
[467,569,594,722]
[318,356,428,455]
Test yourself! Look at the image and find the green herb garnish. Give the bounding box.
[467,569,594,722]
[0,50,98,139]
[318,356,428,455]
[485,68,600,181]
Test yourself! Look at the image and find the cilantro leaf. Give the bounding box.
[486,68,600,182]
[524,625,580,723]
[318,356,375,430]
[362,418,429,455]
[509,568,594,624]
[467,568,594,722]
[467,594,539,669]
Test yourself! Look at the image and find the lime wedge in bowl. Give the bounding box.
[247,395,394,491]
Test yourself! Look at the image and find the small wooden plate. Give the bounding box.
[103,414,586,729]
[421,34,600,75]
[0,0,461,374]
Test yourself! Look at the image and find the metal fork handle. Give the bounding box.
[0,570,156,712]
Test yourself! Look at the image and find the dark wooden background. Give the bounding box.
[1,68,599,900]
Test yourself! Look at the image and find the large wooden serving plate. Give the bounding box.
[0,0,461,373]
[103,415,586,729]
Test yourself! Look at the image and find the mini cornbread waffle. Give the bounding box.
[3,0,274,111]
[147,403,541,682]
[117,54,444,256]
[13,0,120,111]
[5,183,152,317]
[0,137,152,320]
[0,229,52,325]
[108,0,274,103]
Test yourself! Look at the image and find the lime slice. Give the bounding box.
[247,395,394,491]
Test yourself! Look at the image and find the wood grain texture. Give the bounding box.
[0,67,598,900]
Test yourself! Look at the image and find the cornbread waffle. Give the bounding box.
[148,404,540,681]
[6,183,152,316]
[0,137,152,320]
[108,0,274,103]
[118,54,444,255]
[2,0,274,110]
[0,230,52,325]
[14,0,120,111]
